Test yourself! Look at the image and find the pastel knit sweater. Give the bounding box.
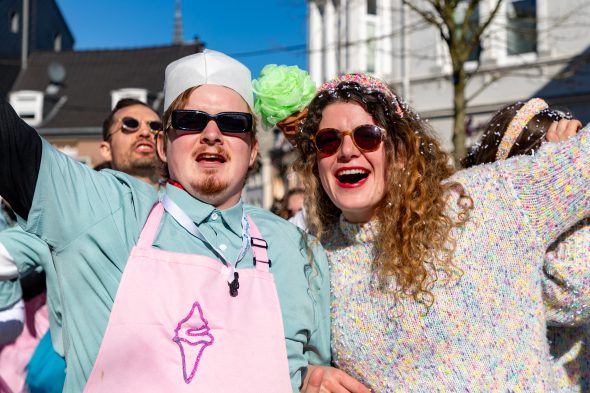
[545,218,590,392]
[325,128,590,392]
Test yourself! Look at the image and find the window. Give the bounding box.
[110,88,148,109]
[54,33,62,52]
[367,0,377,15]
[9,91,44,126]
[455,1,481,62]
[507,0,537,55]
[10,12,19,33]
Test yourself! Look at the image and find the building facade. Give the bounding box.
[308,0,590,149]
[0,0,74,95]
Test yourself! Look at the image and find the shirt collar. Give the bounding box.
[163,183,245,236]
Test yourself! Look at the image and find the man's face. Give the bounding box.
[158,85,258,209]
[100,104,161,179]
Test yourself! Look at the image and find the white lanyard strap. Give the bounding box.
[160,195,251,291]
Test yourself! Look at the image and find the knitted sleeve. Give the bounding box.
[542,218,590,326]
[502,126,590,248]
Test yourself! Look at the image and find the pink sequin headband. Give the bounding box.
[495,98,548,160]
[318,73,404,117]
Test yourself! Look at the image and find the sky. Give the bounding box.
[54,0,308,79]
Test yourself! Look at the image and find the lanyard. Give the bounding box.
[160,195,251,296]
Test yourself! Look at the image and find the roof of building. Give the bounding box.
[0,61,21,96]
[11,43,200,132]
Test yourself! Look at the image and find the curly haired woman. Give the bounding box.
[293,74,590,392]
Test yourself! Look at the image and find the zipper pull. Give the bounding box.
[228,272,239,297]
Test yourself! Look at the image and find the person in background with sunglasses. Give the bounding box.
[0,49,332,393]
[98,98,164,186]
[285,73,590,392]
[462,99,590,392]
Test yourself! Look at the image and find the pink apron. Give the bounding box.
[84,201,292,392]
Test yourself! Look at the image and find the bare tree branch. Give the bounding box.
[468,0,503,54]
[402,0,452,49]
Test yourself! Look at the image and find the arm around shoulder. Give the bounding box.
[504,126,590,247]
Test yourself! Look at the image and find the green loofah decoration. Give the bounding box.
[253,64,316,127]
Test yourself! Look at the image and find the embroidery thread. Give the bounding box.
[172,302,215,384]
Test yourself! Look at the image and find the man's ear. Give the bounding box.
[99,141,112,162]
[156,132,168,163]
[249,138,259,168]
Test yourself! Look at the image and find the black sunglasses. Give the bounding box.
[172,110,253,134]
[310,124,386,156]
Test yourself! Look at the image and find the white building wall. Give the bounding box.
[308,1,323,86]
[308,0,590,149]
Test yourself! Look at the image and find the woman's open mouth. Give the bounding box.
[335,168,370,187]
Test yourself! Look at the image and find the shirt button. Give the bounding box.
[211,213,219,220]
[219,244,227,251]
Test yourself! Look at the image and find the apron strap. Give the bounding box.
[247,216,270,273]
[136,202,165,248]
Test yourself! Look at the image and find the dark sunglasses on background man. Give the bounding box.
[122,117,163,133]
[172,110,253,134]
[107,117,163,140]
[310,124,386,156]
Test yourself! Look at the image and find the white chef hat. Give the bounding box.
[163,49,253,111]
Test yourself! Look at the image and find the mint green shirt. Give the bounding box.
[0,227,63,353]
[0,209,8,230]
[24,140,330,392]
[0,216,21,312]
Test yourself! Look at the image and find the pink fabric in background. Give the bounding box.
[0,294,49,393]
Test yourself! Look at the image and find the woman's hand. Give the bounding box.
[545,118,582,143]
[301,365,372,393]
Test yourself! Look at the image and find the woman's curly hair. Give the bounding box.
[293,81,472,305]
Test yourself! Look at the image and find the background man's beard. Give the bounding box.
[115,155,160,179]
[195,173,229,195]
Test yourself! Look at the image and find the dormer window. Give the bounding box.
[10,11,19,33]
[110,88,148,109]
[9,90,44,126]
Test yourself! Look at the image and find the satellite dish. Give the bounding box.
[47,61,66,84]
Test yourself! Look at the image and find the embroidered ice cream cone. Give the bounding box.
[172,302,214,384]
[276,107,308,147]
